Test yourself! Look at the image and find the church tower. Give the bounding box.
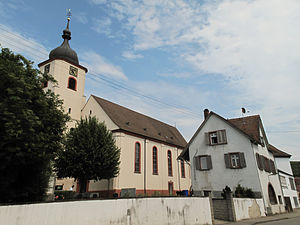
[38,15,88,128]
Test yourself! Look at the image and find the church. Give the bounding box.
[38,17,191,197]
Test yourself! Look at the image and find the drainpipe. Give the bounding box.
[144,138,147,195]
[177,148,181,191]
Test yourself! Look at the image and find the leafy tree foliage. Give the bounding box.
[0,48,69,203]
[55,117,120,193]
[291,161,300,177]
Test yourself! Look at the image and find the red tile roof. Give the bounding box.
[227,115,261,144]
[92,95,187,148]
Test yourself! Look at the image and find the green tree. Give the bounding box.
[54,117,120,193]
[0,48,69,203]
[291,161,300,177]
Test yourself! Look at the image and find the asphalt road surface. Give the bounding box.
[255,216,300,225]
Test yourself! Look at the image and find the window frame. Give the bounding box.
[180,160,185,178]
[68,77,77,91]
[280,175,287,189]
[152,146,158,175]
[134,142,141,173]
[224,152,246,169]
[167,150,173,177]
[206,129,227,145]
[195,155,212,171]
[289,177,296,190]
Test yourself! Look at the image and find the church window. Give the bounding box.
[134,142,141,173]
[181,160,185,178]
[152,147,158,175]
[68,77,77,91]
[42,81,48,88]
[168,150,172,176]
[68,108,71,114]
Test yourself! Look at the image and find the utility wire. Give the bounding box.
[0,28,202,118]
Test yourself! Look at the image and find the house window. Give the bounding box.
[180,160,185,178]
[268,184,277,205]
[280,176,287,189]
[134,142,141,173]
[269,160,276,174]
[68,108,71,114]
[152,147,158,175]
[289,178,296,190]
[206,130,227,145]
[167,150,172,176]
[224,153,246,169]
[195,155,212,170]
[264,157,271,173]
[256,153,263,170]
[68,77,77,91]
[293,197,299,207]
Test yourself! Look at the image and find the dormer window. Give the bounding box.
[206,130,227,145]
[68,77,77,91]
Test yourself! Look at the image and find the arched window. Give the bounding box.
[134,142,141,173]
[153,147,158,175]
[181,160,185,178]
[168,150,172,176]
[68,77,77,91]
[268,183,277,205]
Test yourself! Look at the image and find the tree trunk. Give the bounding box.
[79,179,87,193]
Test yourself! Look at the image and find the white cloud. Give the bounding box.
[122,51,143,60]
[92,17,113,37]
[0,24,48,64]
[89,0,300,159]
[76,12,88,24]
[81,51,127,80]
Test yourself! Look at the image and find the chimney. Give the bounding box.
[204,109,209,120]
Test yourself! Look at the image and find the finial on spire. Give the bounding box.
[66,9,71,29]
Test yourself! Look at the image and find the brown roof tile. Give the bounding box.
[92,95,187,148]
[227,115,261,144]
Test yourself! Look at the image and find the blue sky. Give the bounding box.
[1,0,300,160]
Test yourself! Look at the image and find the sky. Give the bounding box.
[1,0,300,160]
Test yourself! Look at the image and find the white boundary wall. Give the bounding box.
[0,197,212,225]
[233,198,265,221]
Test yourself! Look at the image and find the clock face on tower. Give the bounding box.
[69,66,78,77]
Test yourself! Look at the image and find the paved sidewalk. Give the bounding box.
[214,209,300,225]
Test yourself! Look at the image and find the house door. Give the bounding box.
[284,197,293,212]
[168,182,173,196]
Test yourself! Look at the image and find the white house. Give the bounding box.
[38,17,191,197]
[269,144,299,210]
[179,109,285,215]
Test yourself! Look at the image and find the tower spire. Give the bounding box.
[49,9,79,65]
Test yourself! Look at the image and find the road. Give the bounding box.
[216,209,300,225]
[254,216,300,225]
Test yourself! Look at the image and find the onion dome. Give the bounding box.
[49,17,79,65]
